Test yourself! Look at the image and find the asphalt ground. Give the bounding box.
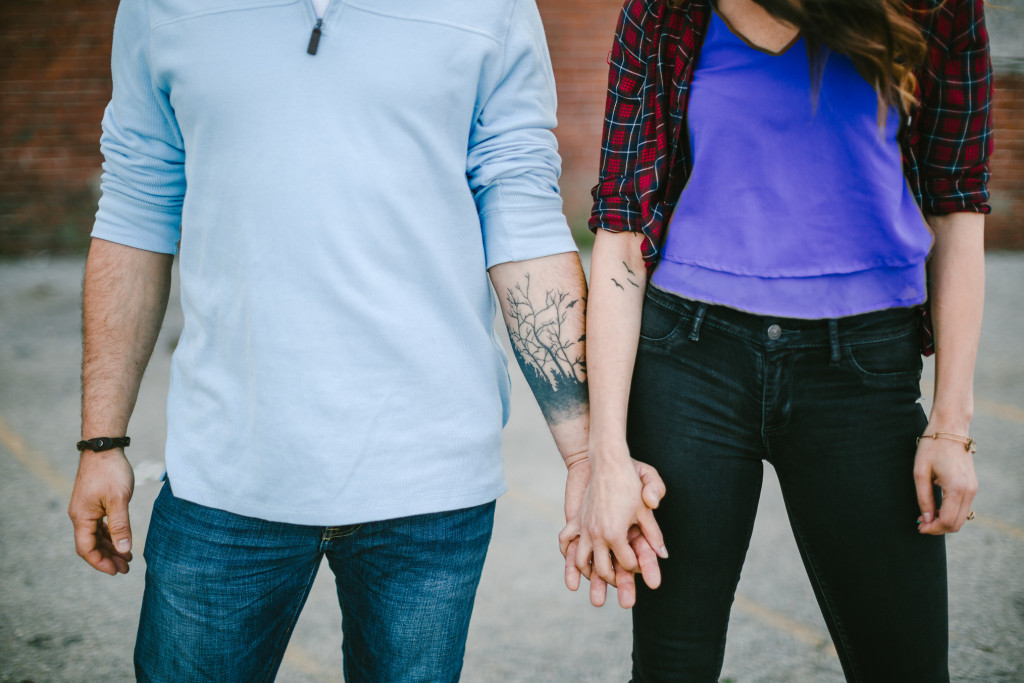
[1,252,1022,682]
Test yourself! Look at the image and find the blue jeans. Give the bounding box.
[135,481,494,682]
[627,287,947,682]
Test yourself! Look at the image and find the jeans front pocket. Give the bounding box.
[845,328,922,381]
[638,290,687,345]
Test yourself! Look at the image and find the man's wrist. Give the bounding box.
[563,448,589,470]
[76,436,131,453]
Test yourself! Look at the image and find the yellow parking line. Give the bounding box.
[1,411,333,675]
[976,396,1024,425]
[918,385,1024,538]
[921,379,1024,426]
[733,595,837,656]
[973,516,1024,542]
[0,413,73,497]
[506,483,840,657]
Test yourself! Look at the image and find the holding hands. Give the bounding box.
[559,420,979,612]
[560,443,668,608]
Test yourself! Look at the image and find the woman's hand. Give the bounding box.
[567,230,659,606]
[559,441,667,607]
[914,432,978,534]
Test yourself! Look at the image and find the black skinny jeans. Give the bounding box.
[627,286,948,682]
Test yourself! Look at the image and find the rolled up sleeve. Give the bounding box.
[466,0,576,269]
[93,0,186,254]
[589,0,650,235]
[912,0,993,215]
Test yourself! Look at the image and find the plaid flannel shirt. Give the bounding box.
[589,0,994,266]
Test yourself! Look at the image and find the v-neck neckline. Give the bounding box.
[712,4,802,57]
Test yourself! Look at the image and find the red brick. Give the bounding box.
[0,0,1021,254]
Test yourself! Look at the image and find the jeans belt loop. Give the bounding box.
[689,303,708,342]
[828,319,841,367]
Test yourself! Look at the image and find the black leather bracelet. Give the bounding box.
[76,436,131,452]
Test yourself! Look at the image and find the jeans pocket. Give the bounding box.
[638,292,686,344]
[845,329,922,379]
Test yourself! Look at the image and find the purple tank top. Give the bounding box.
[651,9,932,318]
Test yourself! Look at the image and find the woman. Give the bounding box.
[566,0,991,679]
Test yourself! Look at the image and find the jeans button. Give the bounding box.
[767,324,782,340]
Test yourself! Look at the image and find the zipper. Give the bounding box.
[307,17,323,55]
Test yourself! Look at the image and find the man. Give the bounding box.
[68,0,666,679]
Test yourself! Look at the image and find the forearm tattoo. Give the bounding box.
[619,261,641,288]
[503,273,588,424]
[609,261,641,293]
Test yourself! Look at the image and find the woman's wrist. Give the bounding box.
[921,407,974,454]
[589,419,628,445]
[917,431,978,453]
[925,406,973,435]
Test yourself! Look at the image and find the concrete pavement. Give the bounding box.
[1,253,1022,682]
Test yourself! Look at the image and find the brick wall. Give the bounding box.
[0,1,117,255]
[0,1,1020,254]
[539,1,1024,249]
[988,71,1024,249]
[537,0,623,233]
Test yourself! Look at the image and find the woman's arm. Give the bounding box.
[914,212,983,534]
[560,229,667,608]
[908,0,990,535]
[561,0,668,608]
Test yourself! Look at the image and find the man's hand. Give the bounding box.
[562,456,590,592]
[68,449,135,575]
[560,453,667,608]
[74,239,171,574]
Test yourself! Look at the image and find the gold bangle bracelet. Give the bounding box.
[916,432,978,453]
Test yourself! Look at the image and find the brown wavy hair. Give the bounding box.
[679,0,929,118]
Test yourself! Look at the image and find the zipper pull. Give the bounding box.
[307,19,323,55]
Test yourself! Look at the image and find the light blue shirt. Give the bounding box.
[94,0,576,524]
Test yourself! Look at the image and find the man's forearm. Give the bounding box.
[489,251,589,462]
[82,238,173,438]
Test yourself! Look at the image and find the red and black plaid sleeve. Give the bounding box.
[589,0,656,235]
[907,0,993,215]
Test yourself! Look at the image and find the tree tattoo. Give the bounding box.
[503,274,588,424]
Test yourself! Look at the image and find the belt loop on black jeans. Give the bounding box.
[828,319,841,367]
[689,303,708,341]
